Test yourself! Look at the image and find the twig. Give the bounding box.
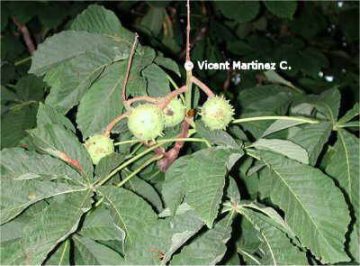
[122,33,139,111]
[158,85,187,109]
[104,112,129,137]
[191,76,215,97]
[157,119,191,172]
[186,0,191,63]
[126,96,160,106]
[12,17,36,55]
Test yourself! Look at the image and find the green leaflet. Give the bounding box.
[0,191,93,265]
[70,4,133,39]
[289,122,332,165]
[80,205,125,242]
[125,209,204,265]
[37,103,76,133]
[256,151,350,263]
[98,186,158,246]
[27,124,93,179]
[252,138,309,164]
[0,179,84,224]
[325,129,360,262]
[74,235,124,265]
[163,148,234,227]
[238,206,307,265]
[170,216,232,265]
[45,240,71,265]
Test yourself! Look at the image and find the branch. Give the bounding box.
[126,96,160,106]
[186,0,191,63]
[157,119,190,172]
[103,112,129,137]
[191,76,215,97]
[122,33,139,111]
[12,17,35,55]
[158,85,187,109]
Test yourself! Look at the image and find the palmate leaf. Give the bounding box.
[238,206,307,265]
[255,150,350,263]
[73,235,124,265]
[27,124,93,178]
[325,129,359,262]
[163,148,233,228]
[170,216,232,265]
[337,103,359,125]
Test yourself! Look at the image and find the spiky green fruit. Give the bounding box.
[200,96,234,130]
[127,104,164,141]
[163,98,186,127]
[84,135,114,165]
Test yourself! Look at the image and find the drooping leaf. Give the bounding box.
[37,103,76,132]
[255,151,350,263]
[238,206,307,265]
[80,205,125,242]
[0,147,81,181]
[162,155,189,215]
[325,129,359,261]
[261,119,305,137]
[0,179,84,224]
[288,122,332,165]
[74,235,124,265]
[27,124,93,178]
[45,240,71,265]
[125,209,204,265]
[252,138,309,164]
[21,191,93,265]
[171,216,232,265]
[337,103,359,125]
[185,148,232,227]
[142,64,170,97]
[163,148,232,227]
[326,130,359,219]
[154,55,180,77]
[98,186,158,246]
[76,63,125,139]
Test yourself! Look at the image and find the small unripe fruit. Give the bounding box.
[163,98,186,127]
[84,135,114,165]
[200,96,234,130]
[127,104,164,141]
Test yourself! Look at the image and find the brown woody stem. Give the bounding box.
[122,33,139,111]
[12,17,35,55]
[191,76,215,97]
